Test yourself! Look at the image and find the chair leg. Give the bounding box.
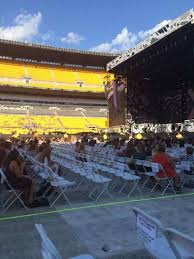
[142,177,150,189]
[119,182,127,193]
[151,182,159,193]
[127,180,140,198]
[95,183,111,201]
[162,183,170,196]
[49,188,71,207]
[3,192,28,213]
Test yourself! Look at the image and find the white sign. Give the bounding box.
[151,163,159,173]
[137,214,156,246]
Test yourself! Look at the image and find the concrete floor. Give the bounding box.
[1,191,194,259]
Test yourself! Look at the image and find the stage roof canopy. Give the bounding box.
[0,39,117,68]
[107,9,194,81]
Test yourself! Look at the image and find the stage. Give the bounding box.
[107,9,194,128]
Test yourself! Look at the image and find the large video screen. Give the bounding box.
[107,81,127,127]
[126,80,194,123]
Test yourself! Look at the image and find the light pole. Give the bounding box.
[20,106,39,133]
[21,105,33,116]
[75,107,100,133]
[49,106,66,131]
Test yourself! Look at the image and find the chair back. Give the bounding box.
[165,228,194,259]
[180,161,191,172]
[134,159,143,166]
[0,169,15,191]
[133,207,164,247]
[0,168,6,184]
[142,160,153,173]
[35,224,62,259]
[134,159,145,174]
[151,162,169,179]
[142,160,151,168]
[151,163,160,173]
[133,208,177,259]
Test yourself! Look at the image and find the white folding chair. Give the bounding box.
[0,169,28,213]
[133,160,155,189]
[115,162,141,197]
[35,224,95,259]
[26,154,76,207]
[165,228,194,259]
[133,207,176,259]
[180,161,191,171]
[84,164,112,201]
[151,163,176,195]
[141,160,155,189]
[133,159,145,176]
[118,172,141,197]
[35,224,62,259]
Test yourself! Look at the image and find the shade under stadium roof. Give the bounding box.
[0,39,117,68]
[107,9,194,72]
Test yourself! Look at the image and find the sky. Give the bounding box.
[0,0,193,53]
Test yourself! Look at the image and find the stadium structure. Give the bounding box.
[0,39,117,137]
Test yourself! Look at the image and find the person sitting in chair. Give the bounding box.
[152,144,181,191]
[5,149,35,207]
[181,147,194,163]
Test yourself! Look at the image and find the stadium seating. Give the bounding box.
[0,60,113,93]
[0,114,107,135]
[52,67,77,83]
[78,71,102,85]
[27,64,53,81]
[0,61,25,79]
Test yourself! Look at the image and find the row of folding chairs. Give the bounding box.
[133,207,194,258]
[58,146,139,193]
[133,159,183,195]
[20,151,76,207]
[53,145,129,172]
[87,155,141,197]
[52,152,112,201]
[92,161,141,198]
[52,145,179,197]
[52,149,141,198]
[52,144,117,163]
[0,168,29,213]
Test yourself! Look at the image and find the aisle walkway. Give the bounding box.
[1,193,194,258]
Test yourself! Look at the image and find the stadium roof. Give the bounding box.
[107,9,194,73]
[0,39,118,68]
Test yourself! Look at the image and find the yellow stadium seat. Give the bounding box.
[52,68,77,83]
[0,114,107,135]
[0,61,25,79]
[27,65,53,81]
[78,70,102,85]
[0,60,114,93]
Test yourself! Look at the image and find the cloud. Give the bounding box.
[61,32,85,44]
[41,31,51,41]
[91,20,171,53]
[0,11,42,41]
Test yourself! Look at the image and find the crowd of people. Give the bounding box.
[103,135,194,191]
[0,133,194,209]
